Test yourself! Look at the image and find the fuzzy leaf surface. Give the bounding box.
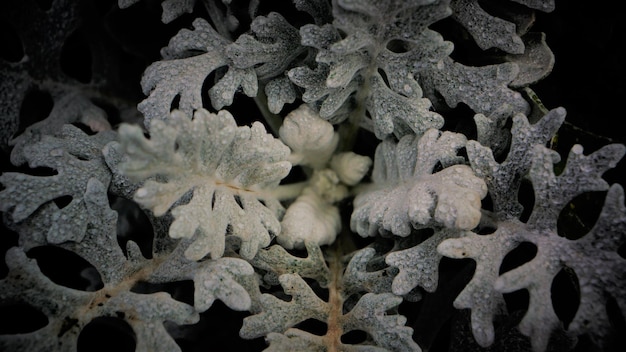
[351,129,487,237]
[439,108,626,351]
[289,0,452,138]
[0,126,115,244]
[116,109,291,260]
[139,18,257,124]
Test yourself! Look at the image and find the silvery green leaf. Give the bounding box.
[116,108,291,260]
[139,18,257,123]
[505,33,555,88]
[290,0,451,138]
[440,109,625,351]
[419,58,529,117]
[250,242,330,287]
[227,12,305,80]
[0,125,115,244]
[467,108,566,218]
[265,76,297,114]
[451,0,524,54]
[351,129,487,237]
[241,274,419,351]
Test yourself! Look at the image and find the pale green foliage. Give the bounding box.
[1,1,624,352]
[0,125,116,244]
[438,110,626,351]
[0,247,198,352]
[0,173,258,352]
[138,18,258,123]
[289,0,451,138]
[116,108,291,260]
[351,129,487,237]
[242,249,420,352]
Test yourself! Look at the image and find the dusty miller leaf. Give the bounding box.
[0,125,116,244]
[1,0,135,152]
[451,0,524,54]
[241,273,419,352]
[289,0,452,138]
[0,184,199,352]
[386,228,463,295]
[227,12,305,80]
[351,129,487,237]
[139,18,257,124]
[439,109,626,351]
[118,0,195,23]
[505,33,555,88]
[115,108,291,260]
[419,58,529,117]
[243,241,419,351]
[467,108,566,218]
[250,241,330,287]
[146,240,258,312]
[492,145,626,352]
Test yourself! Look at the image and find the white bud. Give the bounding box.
[279,104,338,169]
[330,152,372,186]
[277,190,341,250]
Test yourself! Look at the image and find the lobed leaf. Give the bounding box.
[351,129,487,237]
[116,108,291,260]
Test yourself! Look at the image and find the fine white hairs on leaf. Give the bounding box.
[279,104,339,169]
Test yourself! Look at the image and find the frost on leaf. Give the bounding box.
[138,18,257,124]
[116,108,291,260]
[439,107,626,351]
[351,129,487,237]
[289,0,451,139]
[241,273,418,351]
[0,125,116,244]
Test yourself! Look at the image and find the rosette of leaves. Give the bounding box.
[351,128,487,238]
[242,243,419,351]
[438,108,626,351]
[114,108,291,260]
[288,0,453,139]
